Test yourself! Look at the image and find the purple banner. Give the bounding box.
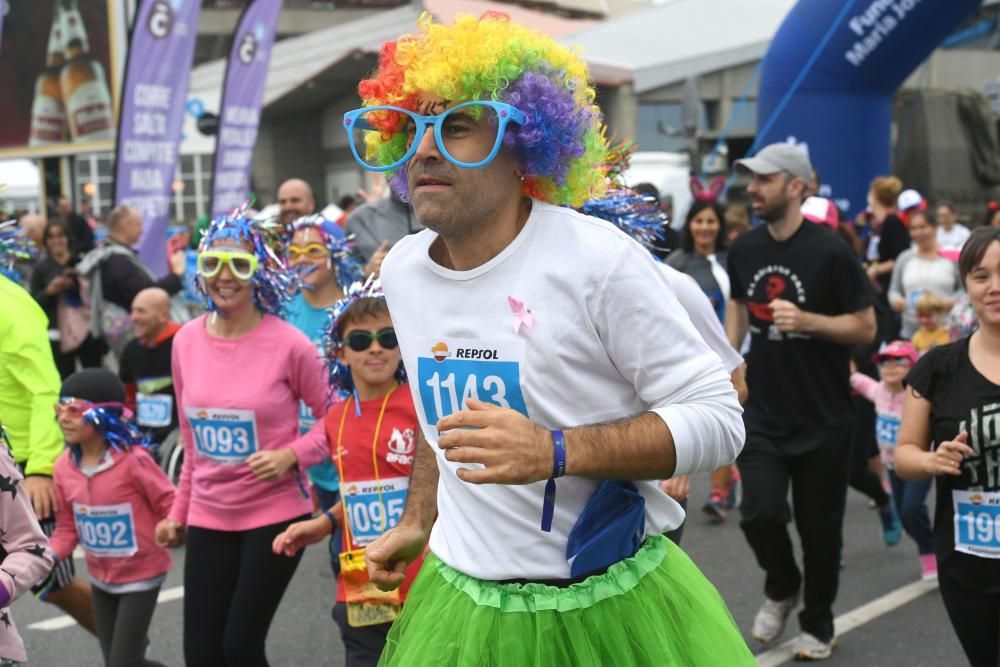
[114,0,202,275]
[210,0,282,218]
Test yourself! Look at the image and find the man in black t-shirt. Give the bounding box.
[725,143,876,660]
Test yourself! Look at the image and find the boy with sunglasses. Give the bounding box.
[273,289,421,667]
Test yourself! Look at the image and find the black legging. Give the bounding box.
[91,586,166,667]
[938,569,1000,667]
[183,516,309,667]
[848,394,890,508]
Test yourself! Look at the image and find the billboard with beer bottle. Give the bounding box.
[0,0,122,157]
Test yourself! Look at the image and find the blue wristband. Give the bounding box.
[551,429,567,478]
[541,430,567,533]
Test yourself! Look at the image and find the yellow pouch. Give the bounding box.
[339,548,401,627]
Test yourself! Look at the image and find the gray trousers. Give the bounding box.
[91,586,166,667]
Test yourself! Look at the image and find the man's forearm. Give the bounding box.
[725,299,748,350]
[801,307,876,345]
[564,412,676,481]
[400,429,439,532]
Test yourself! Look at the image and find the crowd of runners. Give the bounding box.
[1,11,999,667]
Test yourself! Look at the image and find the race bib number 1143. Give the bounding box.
[416,338,527,423]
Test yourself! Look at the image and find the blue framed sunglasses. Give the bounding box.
[343,101,527,172]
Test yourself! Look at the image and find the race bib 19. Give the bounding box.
[342,476,409,547]
[416,338,527,424]
[185,407,258,463]
[137,393,173,428]
[875,413,900,448]
[73,502,138,558]
[953,490,1000,559]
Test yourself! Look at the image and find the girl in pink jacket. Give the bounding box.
[51,369,173,667]
[0,423,54,666]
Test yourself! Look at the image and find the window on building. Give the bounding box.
[726,99,758,134]
[636,101,716,152]
[74,153,115,217]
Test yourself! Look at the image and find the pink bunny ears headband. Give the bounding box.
[690,177,725,203]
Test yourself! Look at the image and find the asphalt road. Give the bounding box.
[15,473,964,666]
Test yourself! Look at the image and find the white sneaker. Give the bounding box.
[792,632,835,661]
[751,591,800,644]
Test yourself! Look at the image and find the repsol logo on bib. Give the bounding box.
[455,347,499,360]
[430,341,500,361]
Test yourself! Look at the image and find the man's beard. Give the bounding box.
[756,198,789,224]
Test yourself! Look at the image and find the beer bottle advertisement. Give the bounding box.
[0,1,118,155]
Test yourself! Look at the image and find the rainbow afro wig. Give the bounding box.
[357,12,609,208]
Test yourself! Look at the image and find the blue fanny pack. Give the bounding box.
[565,480,646,578]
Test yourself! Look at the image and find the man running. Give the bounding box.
[352,13,753,665]
[726,143,877,660]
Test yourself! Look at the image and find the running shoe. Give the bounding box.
[919,553,938,581]
[702,489,728,522]
[792,632,835,661]
[751,591,800,644]
[878,502,902,546]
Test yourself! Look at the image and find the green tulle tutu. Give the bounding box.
[379,535,754,666]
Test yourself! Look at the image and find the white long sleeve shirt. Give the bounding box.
[380,200,744,579]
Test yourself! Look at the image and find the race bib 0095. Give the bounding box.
[73,502,138,558]
[185,407,259,463]
[416,337,528,424]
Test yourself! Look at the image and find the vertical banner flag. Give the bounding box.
[210,0,283,218]
[114,0,202,275]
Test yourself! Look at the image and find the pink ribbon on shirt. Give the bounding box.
[508,296,534,334]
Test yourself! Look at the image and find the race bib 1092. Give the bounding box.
[73,502,138,558]
[416,338,527,424]
[185,407,259,463]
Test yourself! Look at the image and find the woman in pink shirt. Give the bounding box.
[50,368,174,667]
[155,211,330,667]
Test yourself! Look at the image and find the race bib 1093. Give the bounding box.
[73,502,138,558]
[185,407,259,463]
[416,338,527,424]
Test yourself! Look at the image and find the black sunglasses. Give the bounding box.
[345,328,398,352]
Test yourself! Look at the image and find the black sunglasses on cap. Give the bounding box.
[345,328,398,352]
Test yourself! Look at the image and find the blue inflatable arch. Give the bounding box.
[756,0,982,215]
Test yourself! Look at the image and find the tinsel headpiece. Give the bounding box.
[0,219,37,283]
[286,215,365,289]
[199,202,298,315]
[582,140,669,252]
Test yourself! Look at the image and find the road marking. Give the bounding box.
[27,586,184,632]
[755,578,939,666]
